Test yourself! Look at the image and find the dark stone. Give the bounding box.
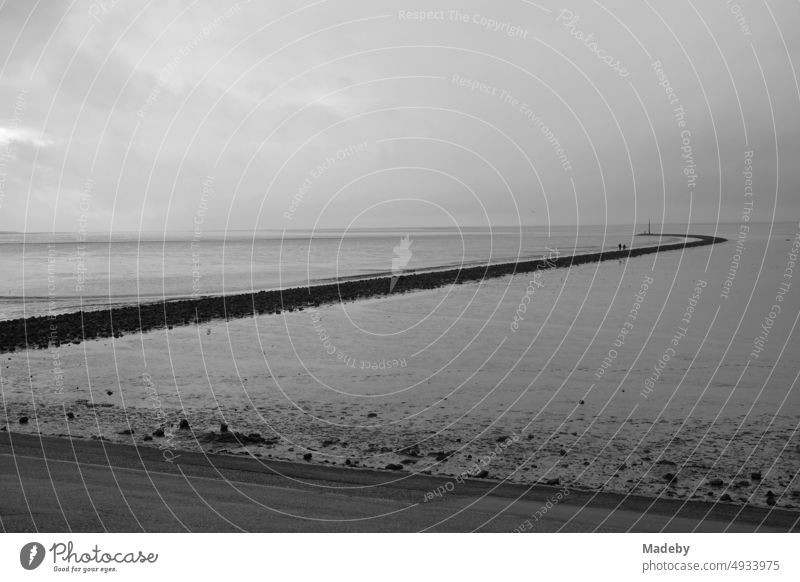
[178,419,190,430]
[367,412,378,418]
[559,448,567,456]
[118,429,134,435]
[543,478,560,486]
[345,459,352,466]
[153,428,165,437]
[579,400,585,405]
[656,459,677,466]
[143,435,153,441]
[303,453,312,461]
[106,390,113,395]
[385,463,403,471]
[734,480,750,488]
[0,426,6,432]
[475,470,489,479]
[18,416,28,424]
[707,478,725,488]
[720,493,732,502]
[765,491,776,506]
[220,423,229,433]
[66,412,75,420]
[617,463,627,472]
[750,471,762,481]
[662,473,678,484]
[401,459,417,465]
[399,444,420,457]
[322,439,339,448]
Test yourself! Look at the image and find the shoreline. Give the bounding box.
[1,431,793,532]
[0,233,726,353]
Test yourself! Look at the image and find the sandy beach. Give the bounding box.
[2,229,798,523]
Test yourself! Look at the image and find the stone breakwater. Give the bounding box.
[0,234,726,353]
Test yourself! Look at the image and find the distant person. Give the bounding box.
[618,243,622,251]
[623,244,627,251]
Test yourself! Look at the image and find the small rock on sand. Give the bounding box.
[367,413,378,418]
[220,423,229,433]
[153,428,165,437]
[398,444,420,457]
[385,463,403,471]
[720,493,732,502]
[707,478,725,488]
[303,453,312,461]
[178,419,190,430]
[118,429,134,435]
[750,471,762,481]
[662,473,678,484]
[66,412,75,420]
[18,416,29,424]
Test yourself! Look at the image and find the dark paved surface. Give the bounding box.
[1,433,795,532]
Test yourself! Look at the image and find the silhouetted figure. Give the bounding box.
[618,243,622,251]
[623,244,627,251]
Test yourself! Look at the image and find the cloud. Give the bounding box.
[0,127,53,149]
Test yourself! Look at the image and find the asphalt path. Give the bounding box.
[1,433,796,533]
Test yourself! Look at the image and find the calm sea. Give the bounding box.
[0,223,733,320]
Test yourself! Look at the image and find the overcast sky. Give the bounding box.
[0,0,798,233]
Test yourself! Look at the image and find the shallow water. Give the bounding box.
[0,224,674,320]
[2,221,798,508]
